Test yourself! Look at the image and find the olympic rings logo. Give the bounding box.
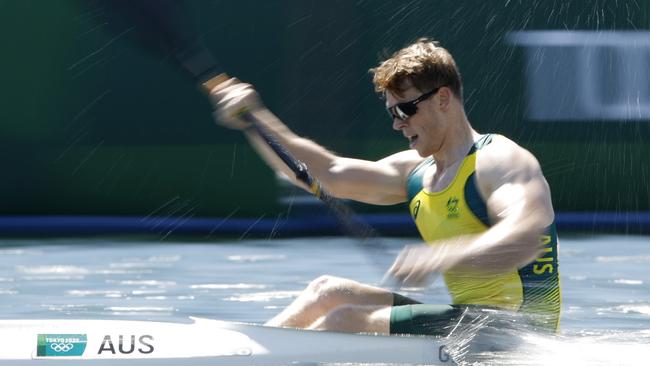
[50,343,74,353]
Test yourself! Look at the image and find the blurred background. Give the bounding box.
[1,0,649,236]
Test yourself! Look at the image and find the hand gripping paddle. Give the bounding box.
[104,0,391,269]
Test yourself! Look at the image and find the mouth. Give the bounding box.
[407,135,419,147]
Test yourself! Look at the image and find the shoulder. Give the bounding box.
[377,149,427,177]
[475,134,555,227]
[475,134,545,192]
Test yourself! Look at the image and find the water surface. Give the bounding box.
[1,235,649,365]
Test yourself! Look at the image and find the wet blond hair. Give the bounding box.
[370,38,463,101]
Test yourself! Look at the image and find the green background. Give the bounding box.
[1,0,649,220]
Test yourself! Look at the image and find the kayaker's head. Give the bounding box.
[370,39,469,158]
[370,38,463,103]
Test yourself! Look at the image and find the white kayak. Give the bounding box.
[0,317,457,365]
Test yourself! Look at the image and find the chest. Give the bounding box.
[409,156,491,241]
[421,160,465,194]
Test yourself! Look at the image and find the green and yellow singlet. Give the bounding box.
[406,134,561,331]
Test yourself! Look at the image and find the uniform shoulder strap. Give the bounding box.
[406,157,434,202]
[466,134,494,155]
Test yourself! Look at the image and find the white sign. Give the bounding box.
[507,31,650,121]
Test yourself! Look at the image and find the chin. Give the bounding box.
[413,146,432,157]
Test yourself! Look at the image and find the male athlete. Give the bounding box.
[209,38,561,336]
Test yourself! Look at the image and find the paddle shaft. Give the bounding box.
[238,113,377,239]
[106,0,386,255]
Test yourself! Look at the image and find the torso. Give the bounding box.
[406,134,561,331]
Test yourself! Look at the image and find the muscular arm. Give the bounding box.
[454,137,554,271]
[388,136,554,284]
[238,107,422,205]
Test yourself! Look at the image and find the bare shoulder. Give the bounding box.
[476,135,555,227]
[376,149,427,177]
[475,135,545,191]
[325,149,425,205]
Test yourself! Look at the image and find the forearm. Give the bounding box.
[384,219,543,287]
[443,202,552,274]
[454,220,543,272]
[211,80,412,205]
[243,108,339,193]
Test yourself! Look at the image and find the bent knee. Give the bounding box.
[307,275,344,292]
[304,275,358,310]
[306,275,351,297]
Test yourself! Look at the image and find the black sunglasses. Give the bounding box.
[386,86,443,121]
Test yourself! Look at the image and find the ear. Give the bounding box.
[437,87,452,112]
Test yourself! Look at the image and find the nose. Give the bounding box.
[392,116,407,131]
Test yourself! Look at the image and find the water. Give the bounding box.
[1,234,649,365]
